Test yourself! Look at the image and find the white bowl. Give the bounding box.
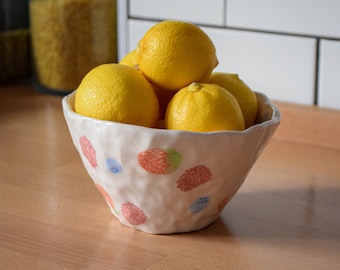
[62,91,280,234]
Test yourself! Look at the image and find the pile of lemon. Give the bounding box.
[75,20,258,132]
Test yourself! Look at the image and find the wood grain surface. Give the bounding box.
[1,85,340,269]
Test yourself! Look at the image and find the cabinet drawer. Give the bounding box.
[318,40,340,110]
[129,0,224,26]
[227,0,340,39]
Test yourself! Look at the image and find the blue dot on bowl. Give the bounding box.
[106,158,122,174]
[190,196,210,214]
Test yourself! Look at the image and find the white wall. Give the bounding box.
[117,0,340,109]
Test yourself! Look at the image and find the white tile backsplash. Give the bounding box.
[117,0,340,109]
[129,0,225,26]
[227,0,340,39]
[203,27,316,104]
[318,40,340,110]
[128,20,158,50]
[128,20,316,105]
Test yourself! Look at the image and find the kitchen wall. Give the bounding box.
[117,0,340,110]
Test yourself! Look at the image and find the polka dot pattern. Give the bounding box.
[63,90,280,233]
[176,165,212,192]
[121,202,147,225]
[138,148,182,174]
[190,196,210,214]
[78,137,226,229]
[79,135,97,168]
[95,183,114,210]
[105,158,122,174]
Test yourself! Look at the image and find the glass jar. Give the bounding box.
[29,0,117,95]
[0,0,31,84]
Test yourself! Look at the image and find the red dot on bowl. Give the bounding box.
[79,135,97,168]
[217,197,229,212]
[121,202,147,225]
[95,183,114,210]
[176,165,212,192]
[138,148,182,174]
[217,192,236,212]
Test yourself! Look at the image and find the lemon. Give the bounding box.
[165,82,245,132]
[137,20,218,91]
[205,72,258,128]
[75,63,159,127]
[119,48,173,118]
[119,49,139,68]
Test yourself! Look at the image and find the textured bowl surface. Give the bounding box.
[62,91,280,234]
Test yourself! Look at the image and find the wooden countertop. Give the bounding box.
[1,85,340,269]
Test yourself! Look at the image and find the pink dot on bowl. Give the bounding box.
[121,202,147,226]
[79,135,97,168]
[217,192,236,212]
[217,197,229,212]
[95,183,114,210]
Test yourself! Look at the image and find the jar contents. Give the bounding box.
[0,29,31,84]
[0,0,31,84]
[30,0,117,94]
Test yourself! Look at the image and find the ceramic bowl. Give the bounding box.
[62,91,280,234]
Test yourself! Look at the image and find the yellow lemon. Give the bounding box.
[75,63,159,127]
[205,72,258,128]
[119,48,174,119]
[119,49,139,68]
[137,20,218,91]
[165,82,245,132]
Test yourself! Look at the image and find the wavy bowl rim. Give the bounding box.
[62,90,281,136]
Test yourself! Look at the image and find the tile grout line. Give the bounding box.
[129,16,340,43]
[224,0,227,27]
[314,38,320,106]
